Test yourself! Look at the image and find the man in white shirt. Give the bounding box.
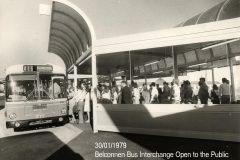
[150,82,158,103]
[172,79,180,104]
[219,78,231,104]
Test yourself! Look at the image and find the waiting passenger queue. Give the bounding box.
[95,77,233,105]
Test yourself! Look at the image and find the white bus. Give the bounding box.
[5,64,69,130]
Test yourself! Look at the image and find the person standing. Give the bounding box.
[111,86,118,104]
[84,83,92,123]
[210,84,220,104]
[156,84,163,103]
[73,82,87,124]
[219,78,231,104]
[132,83,140,104]
[198,78,209,104]
[192,85,199,104]
[162,82,171,104]
[150,82,159,104]
[183,80,193,104]
[171,79,180,104]
[141,83,150,104]
[67,81,75,123]
[101,85,111,100]
[121,81,132,104]
[53,82,61,98]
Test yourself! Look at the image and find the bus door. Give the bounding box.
[40,76,66,116]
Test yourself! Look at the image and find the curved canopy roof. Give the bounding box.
[177,0,240,27]
[48,1,92,69]
[48,0,240,71]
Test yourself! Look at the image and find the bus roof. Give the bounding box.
[6,64,65,75]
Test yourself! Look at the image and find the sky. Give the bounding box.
[0,0,225,78]
[71,0,225,38]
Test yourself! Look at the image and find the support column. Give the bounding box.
[172,46,178,80]
[92,51,98,133]
[129,51,132,83]
[229,58,235,101]
[145,75,147,84]
[66,70,69,96]
[210,49,215,85]
[212,68,215,84]
[73,65,77,91]
[226,44,235,102]
[109,72,112,87]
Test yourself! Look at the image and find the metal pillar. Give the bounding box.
[227,44,235,101]
[129,51,132,83]
[145,75,147,84]
[92,51,98,133]
[212,68,215,84]
[172,46,178,80]
[73,65,77,91]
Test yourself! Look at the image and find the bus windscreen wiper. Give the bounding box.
[25,90,36,102]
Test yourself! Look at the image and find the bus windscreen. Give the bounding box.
[6,74,66,102]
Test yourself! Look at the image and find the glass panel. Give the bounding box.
[6,75,37,102]
[39,74,66,99]
[197,2,223,24]
[158,59,166,69]
[165,57,173,68]
[151,63,158,71]
[184,50,197,63]
[212,45,226,57]
[177,54,185,65]
[6,74,66,102]
[229,40,240,54]
[144,65,152,73]
[182,14,200,26]
[133,66,140,75]
[196,49,211,61]
[219,0,240,20]
[139,65,145,74]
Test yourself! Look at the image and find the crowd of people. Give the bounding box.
[67,81,92,124]
[67,77,233,123]
[96,77,233,105]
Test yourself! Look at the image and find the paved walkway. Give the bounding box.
[48,123,240,160]
[0,99,239,160]
[0,108,82,160]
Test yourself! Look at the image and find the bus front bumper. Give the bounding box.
[6,115,69,128]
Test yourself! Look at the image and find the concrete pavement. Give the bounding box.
[0,108,82,160]
[0,102,239,160]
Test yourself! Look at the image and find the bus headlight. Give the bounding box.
[59,117,63,122]
[9,113,17,120]
[15,122,20,127]
[61,108,67,114]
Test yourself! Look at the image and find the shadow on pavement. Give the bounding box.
[47,144,84,160]
[0,131,83,160]
[118,132,240,160]
[96,104,240,160]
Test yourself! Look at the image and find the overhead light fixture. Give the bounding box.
[133,76,138,78]
[201,38,240,51]
[188,62,207,68]
[152,71,163,74]
[144,61,159,66]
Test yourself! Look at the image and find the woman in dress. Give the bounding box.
[73,82,87,124]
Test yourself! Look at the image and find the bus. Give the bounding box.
[4,64,69,130]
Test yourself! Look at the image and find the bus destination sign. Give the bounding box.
[23,65,53,72]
